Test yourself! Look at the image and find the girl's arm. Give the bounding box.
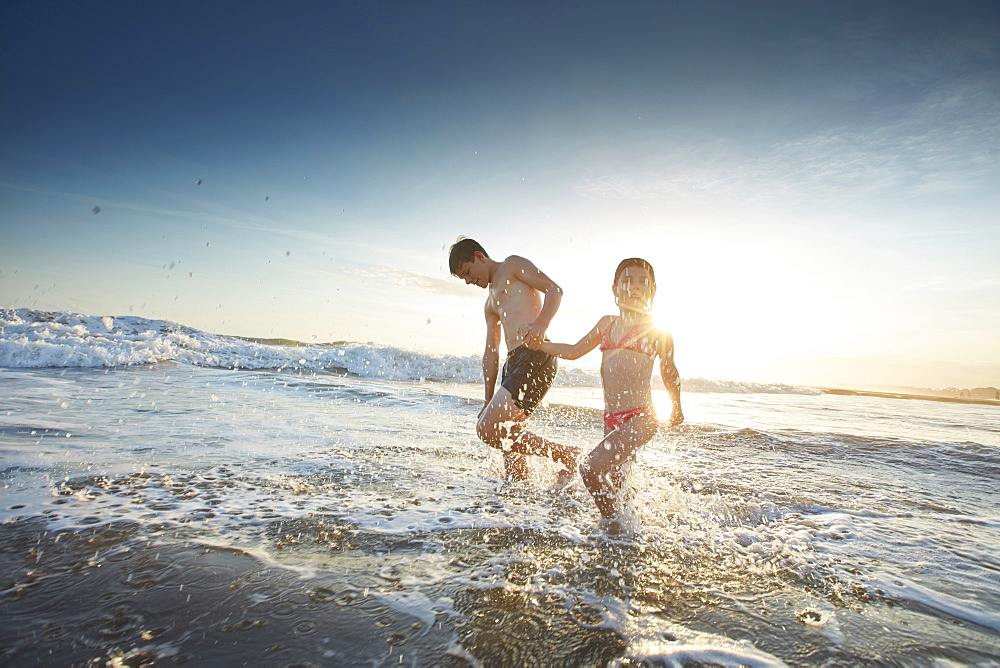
[528,317,608,360]
[657,330,684,426]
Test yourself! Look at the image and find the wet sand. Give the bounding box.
[0,518,458,666]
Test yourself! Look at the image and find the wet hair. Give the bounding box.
[449,238,488,275]
[614,257,656,290]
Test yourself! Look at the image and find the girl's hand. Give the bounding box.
[519,325,542,349]
[523,321,546,346]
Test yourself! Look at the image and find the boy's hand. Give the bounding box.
[518,324,544,348]
[523,322,546,347]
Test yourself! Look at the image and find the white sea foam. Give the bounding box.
[874,573,1000,633]
[0,308,820,395]
[682,377,821,395]
[0,308,481,382]
[1,357,997,664]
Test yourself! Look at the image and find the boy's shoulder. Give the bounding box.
[498,253,530,266]
[495,254,534,275]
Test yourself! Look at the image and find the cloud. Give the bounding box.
[575,83,998,206]
[903,273,1000,294]
[342,266,481,299]
[0,180,353,249]
[574,24,1000,207]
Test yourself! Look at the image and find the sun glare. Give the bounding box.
[644,231,844,383]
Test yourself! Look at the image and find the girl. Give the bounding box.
[526,258,683,532]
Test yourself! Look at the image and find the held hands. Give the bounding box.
[518,323,546,350]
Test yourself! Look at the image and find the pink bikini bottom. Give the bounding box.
[603,406,654,431]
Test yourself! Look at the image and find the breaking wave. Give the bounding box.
[0,308,819,394]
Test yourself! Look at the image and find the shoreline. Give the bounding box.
[815,386,1000,407]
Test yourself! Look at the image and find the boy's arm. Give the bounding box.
[529,318,605,360]
[658,331,684,426]
[506,255,562,343]
[482,302,502,403]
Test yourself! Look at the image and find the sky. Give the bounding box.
[1,0,998,390]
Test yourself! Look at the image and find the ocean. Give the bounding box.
[1,308,998,666]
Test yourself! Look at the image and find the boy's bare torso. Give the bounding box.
[487,259,544,351]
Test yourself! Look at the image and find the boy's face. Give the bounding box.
[613,266,654,309]
[453,253,489,289]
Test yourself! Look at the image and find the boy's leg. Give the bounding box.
[477,388,531,479]
[580,417,657,519]
[477,388,578,479]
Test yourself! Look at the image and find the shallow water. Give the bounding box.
[2,363,998,666]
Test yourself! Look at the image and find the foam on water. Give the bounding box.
[1,308,821,395]
[2,311,999,664]
[0,308,483,382]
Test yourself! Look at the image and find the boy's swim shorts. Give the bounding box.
[500,345,558,417]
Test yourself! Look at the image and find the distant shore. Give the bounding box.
[815,387,1000,407]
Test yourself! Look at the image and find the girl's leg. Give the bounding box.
[580,416,657,519]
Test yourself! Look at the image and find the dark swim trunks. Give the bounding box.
[500,345,558,417]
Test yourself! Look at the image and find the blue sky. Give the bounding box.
[2,1,998,389]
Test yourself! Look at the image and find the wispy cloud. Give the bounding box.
[903,273,1000,294]
[342,266,480,299]
[1,180,285,231]
[574,22,1000,207]
[0,180,351,248]
[574,85,998,206]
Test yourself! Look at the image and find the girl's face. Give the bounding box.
[613,266,654,312]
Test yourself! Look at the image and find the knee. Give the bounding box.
[475,417,492,443]
[476,416,502,447]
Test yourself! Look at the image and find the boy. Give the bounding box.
[449,238,579,481]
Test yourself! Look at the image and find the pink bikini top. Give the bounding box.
[599,317,655,357]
